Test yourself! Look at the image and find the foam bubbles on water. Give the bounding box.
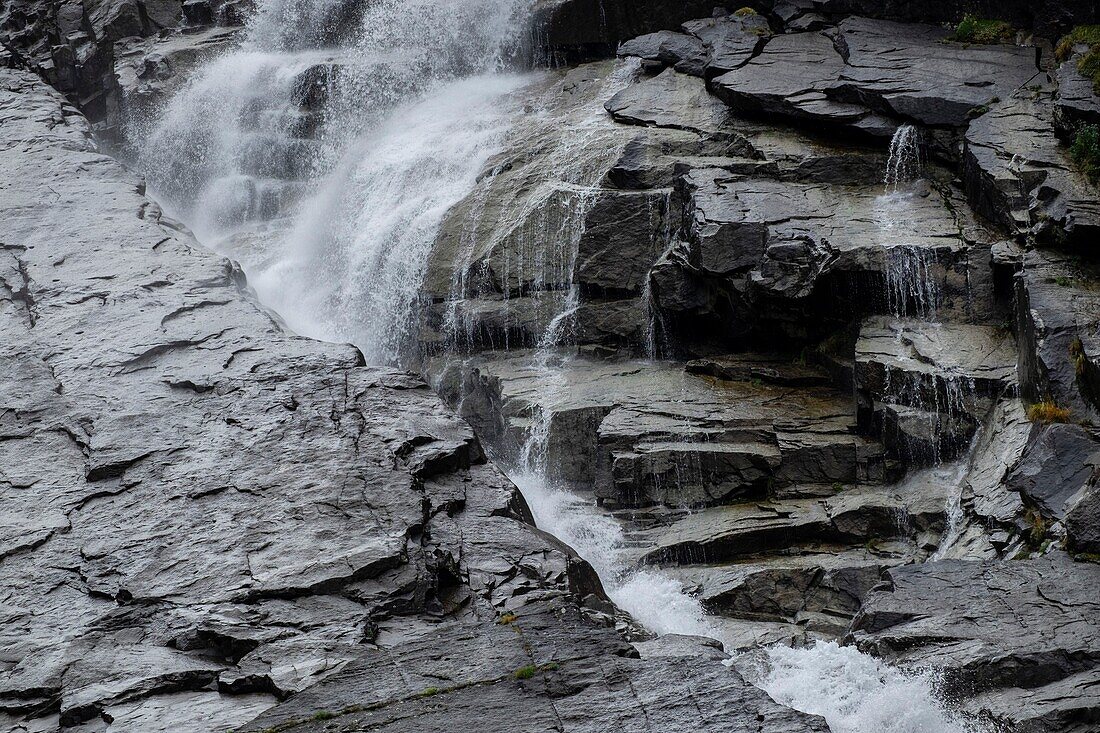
[755,642,976,733]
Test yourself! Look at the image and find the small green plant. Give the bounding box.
[1059,27,1100,94]
[498,612,518,625]
[1070,124,1100,183]
[540,661,561,671]
[831,482,844,492]
[311,710,336,721]
[734,6,758,16]
[420,687,442,697]
[514,665,537,680]
[1075,552,1100,563]
[1025,508,1050,544]
[949,15,1014,44]
[1071,338,1088,377]
[1053,275,1075,286]
[1027,401,1072,423]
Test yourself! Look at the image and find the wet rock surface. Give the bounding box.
[850,554,1100,729]
[5,1,1100,732]
[0,67,832,733]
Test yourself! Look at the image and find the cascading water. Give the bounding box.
[884,124,924,192]
[138,0,538,363]
[134,3,984,729]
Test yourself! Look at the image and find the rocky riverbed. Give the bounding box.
[3,1,1100,732]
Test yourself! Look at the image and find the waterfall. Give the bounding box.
[132,3,985,730]
[137,0,537,364]
[884,124,923,191]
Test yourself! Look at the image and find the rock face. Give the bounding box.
[536,0,1100,58]
[0,66,832,733]
[850,555,1100,731]
[713,17,1038,141]
[6,1,1100,732]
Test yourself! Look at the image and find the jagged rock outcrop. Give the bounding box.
[537,0,1099,59]
[850,554,1100,731]
[0,66,833,733]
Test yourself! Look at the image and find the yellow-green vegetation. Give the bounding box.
[513,665,537,680]
[1027,401,1072,423]
[540,662,561,671]
[1024,508,1050,544]
[420,687,442,697]
[1056,25,1100,93]
[497,611,518,624]
[734,6,758,16]
[1071,338,1089,377]
[311,710,336,721]
[1070,124,1100,183]
[948,15,1014,44]
[1076,552,1100,563]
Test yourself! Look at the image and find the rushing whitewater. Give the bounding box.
[139,0,536,362]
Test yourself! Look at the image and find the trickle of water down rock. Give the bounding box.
[4,0,1100,732]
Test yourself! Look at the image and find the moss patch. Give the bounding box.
[734,6,758,16]
[513,665,537,680]
[949,15,1014,44]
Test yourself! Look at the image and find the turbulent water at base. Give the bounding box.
[754,643,974,733]
[136,2,981,730]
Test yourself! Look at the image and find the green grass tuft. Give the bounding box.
[1057,26,1100,93]
[419,687,442,697]
[1070,124,1100,183]
[733,6,758,16]
[311,710,336,721]
[949,15,1014,44]
[514,665,538,680]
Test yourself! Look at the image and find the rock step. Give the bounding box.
[431,352,894,508]
[623,483,947,566]
[854,317,1019,465]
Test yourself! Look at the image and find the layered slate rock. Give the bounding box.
[654,165,999,343]
[854,318,1018,464]
[1055,52,1100,132]
[850,554,1100,731]
[431,351,889,506]
[1014,249,1100,423]
[540,0,1099,57]
[0,67,831,733]
[964,88,1100,247]
[235,599,830,733]
[712,18,1038,138]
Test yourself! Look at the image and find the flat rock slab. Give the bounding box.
[630,483,946,566]
[849,554,1100,729]
[713,17,1038,134]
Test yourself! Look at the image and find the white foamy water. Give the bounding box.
[756,642,976,733]
[251,73,530,360]
[514,472,717,638]
[138,0,536,364]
